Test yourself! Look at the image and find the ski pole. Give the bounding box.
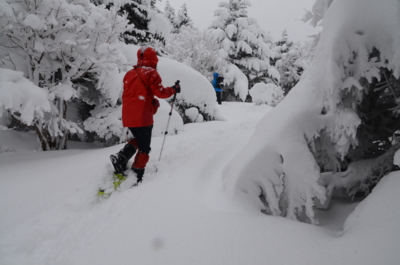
[158,80,180,161]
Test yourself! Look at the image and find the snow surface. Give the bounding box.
[1,102,399,265]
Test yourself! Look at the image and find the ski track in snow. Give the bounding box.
[1,103,398,265]
[0,103,270,264]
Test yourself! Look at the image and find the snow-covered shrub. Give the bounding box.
[249,83,284,106]
[185,107,204,123]
[84,98,183,144]
[222,0,400,223]
[83,105,123,144]
[159,56,218,124]
[0,68,51,127]
[0,0,129,150]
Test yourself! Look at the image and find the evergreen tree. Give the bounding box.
[209,0,278,101]
[95,0,168,48]
[273,30,304,95]
[164,1,178,33]
[165,26,224,77]
[118,1,163,45]
[176,4,194,32]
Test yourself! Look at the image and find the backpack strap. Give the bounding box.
[135,67,154,97]
[134,67,160,114]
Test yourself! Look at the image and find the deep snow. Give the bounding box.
[0,102,399,265]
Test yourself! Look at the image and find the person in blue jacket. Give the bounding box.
[212,73,224,105]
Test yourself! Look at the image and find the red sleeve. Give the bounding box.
[149,70,176,99]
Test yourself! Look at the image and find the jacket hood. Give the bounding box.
[213,73,219,79]
[137,47,159,69]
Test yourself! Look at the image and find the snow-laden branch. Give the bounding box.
[223,0,400,223]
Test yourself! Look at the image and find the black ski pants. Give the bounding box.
[129,125,153,155]
[119,125,153,160]
[216,91,222,105]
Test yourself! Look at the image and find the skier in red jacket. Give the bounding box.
[110,47,180,183]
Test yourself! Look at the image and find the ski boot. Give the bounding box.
[110,153,128,175]
[132,167,145,184]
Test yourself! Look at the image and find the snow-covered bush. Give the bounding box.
[249,83,284,106]
[185,107,204,123]
[84,98,183,143]
[83,105,123,144]
[0,68,51,127]
[159,56,219,124]
[222,0,400,223]
[0,0,129,150]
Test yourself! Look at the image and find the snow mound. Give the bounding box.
[249,83,284,106]
[339,172,400,264]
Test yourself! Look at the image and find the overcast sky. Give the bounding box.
[156,0,320,43]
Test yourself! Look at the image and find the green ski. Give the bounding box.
[97,173,127,197]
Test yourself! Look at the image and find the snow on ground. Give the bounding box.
[0,102,399,265]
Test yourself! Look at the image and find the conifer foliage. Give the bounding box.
[273,30,304,95]
[209,0,279,101]
[116,0,168,46]
[176,3,194,32]
[164,2,194,34]
[164,1,178,33]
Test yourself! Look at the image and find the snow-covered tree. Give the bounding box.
[222,0,400,223]
[299,0,331,67]
[164,1,178,34]
[273,31,304,95]
[116,0,170,47]
[209,0,279,101]
[0,0,129,150]
[175,3,194,33]
[165,26,225,78]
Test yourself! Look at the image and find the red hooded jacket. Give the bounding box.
[122,47,176,128]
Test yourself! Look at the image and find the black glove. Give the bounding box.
[172,80,181,93]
